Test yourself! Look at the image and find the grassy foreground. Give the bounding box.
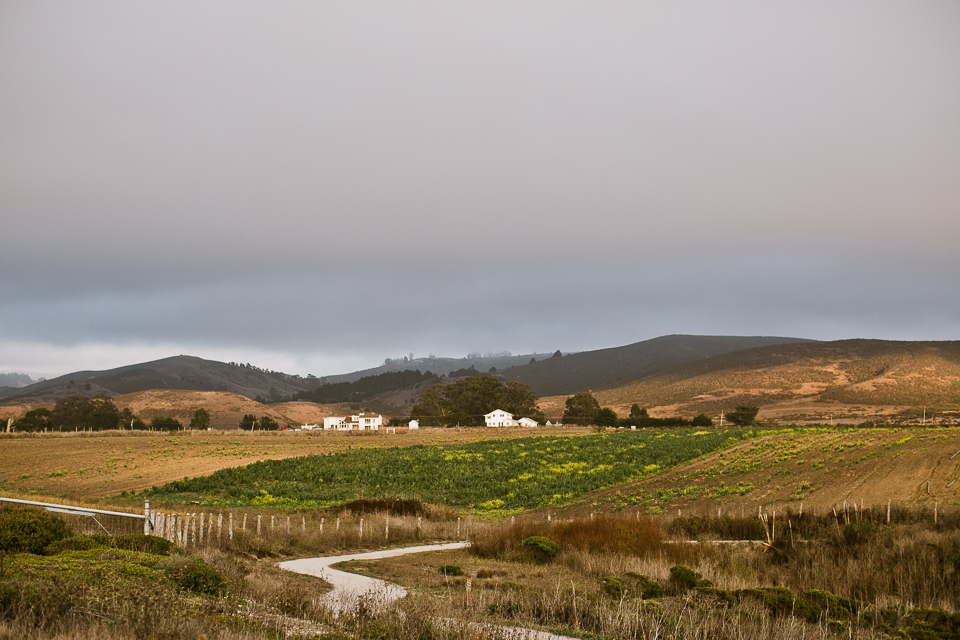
[7,501,960,640]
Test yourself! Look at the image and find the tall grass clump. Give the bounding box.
[470,513,665,563]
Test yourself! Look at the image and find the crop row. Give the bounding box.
[147,429,757,511]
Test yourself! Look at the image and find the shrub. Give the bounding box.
[45,535,111,554]
[624,572,664,598]
[167,557,227,596]
[520,536,560,563]
[668,565,710,593]
[111,534,177,556]
[45,533,176,557]
[602,576,624,599]
[0,507,71,555]
[439,564,464,576]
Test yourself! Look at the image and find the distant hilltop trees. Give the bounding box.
[290,369,439,405]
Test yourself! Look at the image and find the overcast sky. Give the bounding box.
[2,1,958,378]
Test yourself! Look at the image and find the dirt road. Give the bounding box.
[279,543,577,640]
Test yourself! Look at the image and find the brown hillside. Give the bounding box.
[498,335,813,397]
[112,390,350,430]
[594,339,960,418]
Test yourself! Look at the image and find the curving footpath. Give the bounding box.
[279,542,469,614]
[279,542,576,640]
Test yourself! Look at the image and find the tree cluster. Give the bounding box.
[238,414,280,431]
[410,376,544,427]
[11,395,146,432]
[560,394,714,428]
[291,369,438,405]
[447,365,482,379]
[9,396,218,433]
[625,404,713,428]
[725,404,760,425]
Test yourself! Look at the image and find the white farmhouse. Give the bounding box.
[485,409,519,427]
[323,414,383,431]
[408,419,419,430]
[517,417,538,427]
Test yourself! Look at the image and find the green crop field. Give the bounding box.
[146,428,758,513]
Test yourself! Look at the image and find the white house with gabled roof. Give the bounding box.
[485,409,519,427]
[323,413,383,431]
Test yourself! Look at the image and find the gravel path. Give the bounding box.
[278,542,577,640]
[278,542,469,613]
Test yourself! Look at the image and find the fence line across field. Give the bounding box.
[0,496,153,535]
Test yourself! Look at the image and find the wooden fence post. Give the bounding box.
[385,515,390,541]
[359,518,364,543]
[144,500,151,535]
[229,513,233,540]
[257,515,261,535]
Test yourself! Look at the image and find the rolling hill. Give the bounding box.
[0,355,315,404]
[497,334,814,397]
[593,339,960,418]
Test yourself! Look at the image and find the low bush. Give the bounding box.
[624,572,663,598]
[520,536,559,563]
[167,556,228,596]
[0,507,71,556]
[668,565,710,593]
[438,564,464,576]
[602,576,623,599]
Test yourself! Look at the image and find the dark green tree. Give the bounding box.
[444,376,509,425]
[410,384,454,427]
[552,350,562,358]
[629,404,649,420]
[501,381,546,423]
[595,407,619,428]
[411,377,543,427]
[50,395,121,431]
[190,408,211,430]
[726,405,759,425]
[238,414,257,430]
[562,392,601,426]
[12,408,51,432]
[257,416,280,430]
[691,413,713,427]
[150,416,182,431]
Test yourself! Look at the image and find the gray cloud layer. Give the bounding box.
[1,2,958,376]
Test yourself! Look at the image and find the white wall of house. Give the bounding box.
[356,414,382,430]
[323,416,345,430]
[485,409,518,427]
[518,417,538,427]
[409,419,419,430]
[322,414,383,431]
